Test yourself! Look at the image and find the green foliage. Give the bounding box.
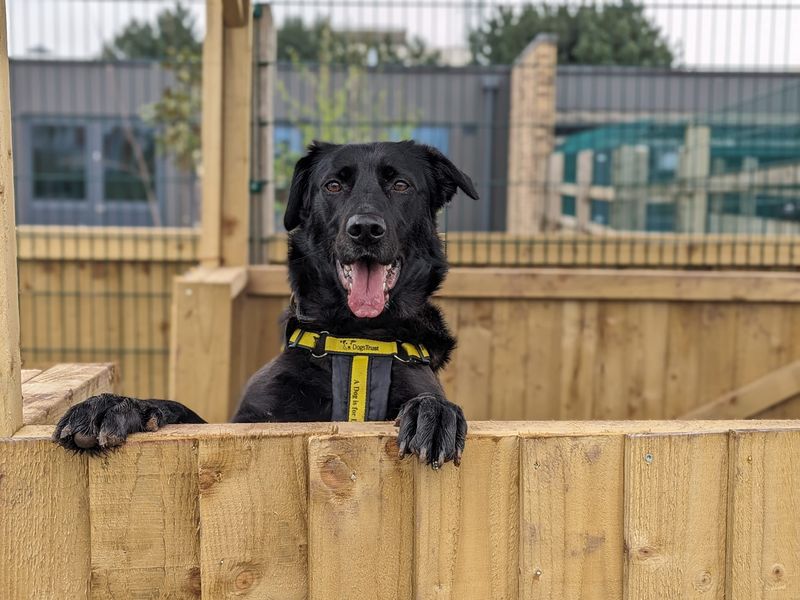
[277,17,440,66]
[101,3,200,60]
[275,28,417,211]
[469,1,674,66]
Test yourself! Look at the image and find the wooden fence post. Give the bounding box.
[505,34,557,234]
[0,0,22,437]
[255,5,276,248]
[200,0,253,267]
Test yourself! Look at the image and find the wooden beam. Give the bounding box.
[222,0,249,27]
[200,0,252,267]
[16,226,199,261]
[0,0,21,438]
[680,360,800,420]
[246,265,800,303]
[22,363,118,426]
[170,266,248,422]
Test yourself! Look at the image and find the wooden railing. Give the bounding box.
[4,420,800,598]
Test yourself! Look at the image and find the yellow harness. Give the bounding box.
[287,328,431,421]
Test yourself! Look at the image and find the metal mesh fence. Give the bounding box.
[7,0,800,394]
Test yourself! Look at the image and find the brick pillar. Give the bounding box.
[505,34,557,234]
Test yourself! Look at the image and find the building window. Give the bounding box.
[102,125,156,202]
[592,151,611,186]
[412,126,450,154]
[646,202,676,231]
[563,152,577,184]
[561,194,576,217]
[590,199,610,225]
[31,124,87,200]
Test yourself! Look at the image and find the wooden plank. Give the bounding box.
[453,300,493,419]
[727,429,800,598]
[0,438,91,598]
[170,268,247,422]
[524,301,562,419]
[89,439,200,598]
[200,0,224,267]
[559,301,599,419]
[307,435,413,599]
[199,431,321,600]
[219,10,252,266]
[0,0,21,437]
[521,435,624,599]
[17,226,200,261]
[681,360,800,419]
[20,368,42,383]
[247,265,800,303]
[624,433,728,599]
[414,435,519,599]
[222,0,249,27]
[22,363,118,425]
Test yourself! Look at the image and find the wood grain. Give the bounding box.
[624,433,728,599]
[0,0,22,437]
[307,435,413,599]
[727,429,800,598]
[89,439,201,599]
[198,432,317,600]
[0,438,91,598]
[521,435,625,599]
[414,435,519,599]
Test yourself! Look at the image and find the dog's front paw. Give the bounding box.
[394,393,467,469]
[53,393,159,453]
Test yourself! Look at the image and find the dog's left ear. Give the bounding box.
[423,144,479,213]
[284,141,334,231]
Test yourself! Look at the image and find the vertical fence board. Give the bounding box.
[490,301,529,419]
[520,435,624,599]
[414,435,519,599]
[198,434,311,600]
[727,430,800,598]
[0,439,90,598]
[454,300,494,419]
[559,301,599,419]
[624,433,728,599]
[308,435,413,599]
[525,301,563,419]
[89,439,201,599]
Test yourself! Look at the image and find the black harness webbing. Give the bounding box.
[287,328,431,422]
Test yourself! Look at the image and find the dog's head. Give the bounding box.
[284,141,478,323]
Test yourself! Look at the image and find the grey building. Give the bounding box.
[10,57,799,231]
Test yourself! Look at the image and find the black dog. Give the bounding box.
[54,141,478,469]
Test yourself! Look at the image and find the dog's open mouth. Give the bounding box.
[337,258,401,318]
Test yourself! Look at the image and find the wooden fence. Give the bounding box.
[4,420,800,598]
[17,226,199,398]
[172,265,800,423]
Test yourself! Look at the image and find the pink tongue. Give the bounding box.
[348,261,386,318]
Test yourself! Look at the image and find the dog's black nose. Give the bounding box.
[346,214,386,244]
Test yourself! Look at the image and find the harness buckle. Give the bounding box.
[311,331,329,358]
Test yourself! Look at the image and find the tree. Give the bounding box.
[101,3,200,60]
[278,17,440,66]
[469,1,674,66]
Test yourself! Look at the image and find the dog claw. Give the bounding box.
[398,440,408,457]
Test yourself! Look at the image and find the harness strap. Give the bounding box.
[288,328,430,364]
[288,328,429,422]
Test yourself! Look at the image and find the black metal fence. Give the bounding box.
[7,0,800,394]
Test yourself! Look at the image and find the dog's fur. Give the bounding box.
[54,141,477,468]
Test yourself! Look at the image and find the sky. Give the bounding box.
[6,0,800,69]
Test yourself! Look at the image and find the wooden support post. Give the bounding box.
[255,5,276,246]
[576,149,593,229]
[678,125,711,233]
[200,0,253,267]
[505,34,557,234]
[170,266,248,422]
[0,0,22,438]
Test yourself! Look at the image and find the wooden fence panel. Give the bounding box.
[0,439,91,599]
[89,439,200,599]
[414,435,519,599]
[198,433,312,600]
[624,433,728,599]
[307,435,413,599]
[520,435,625,599]
[727,430,800,598]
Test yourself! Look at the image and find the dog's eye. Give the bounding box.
[324,180,342,193]
[392,180,409,192]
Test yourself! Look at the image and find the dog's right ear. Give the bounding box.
[284,141,334,231]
